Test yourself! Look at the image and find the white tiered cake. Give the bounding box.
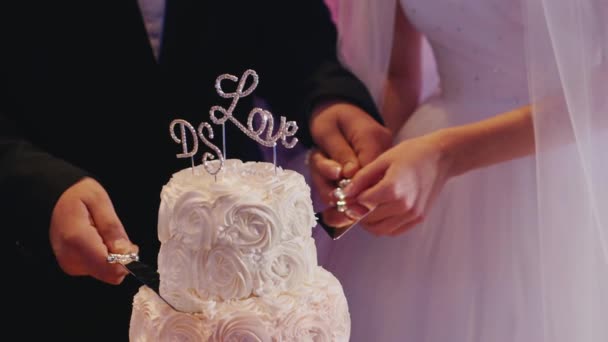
[129,159,350,341]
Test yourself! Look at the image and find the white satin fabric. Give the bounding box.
[319,0,608,340]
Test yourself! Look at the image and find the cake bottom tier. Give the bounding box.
[129,268,350,341]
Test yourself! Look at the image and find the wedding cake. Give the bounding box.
[129,159,351,341]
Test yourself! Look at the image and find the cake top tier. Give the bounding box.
[158,159,316,245]
[156,159,319,306]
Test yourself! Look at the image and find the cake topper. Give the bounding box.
[169,119,198,173]
[209,69,299,170]
[170,118,225,177]
[169,69,297,177]
[197,122,224,177]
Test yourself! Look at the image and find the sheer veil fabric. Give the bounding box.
[526,0,608,340]
[327,0,608,341]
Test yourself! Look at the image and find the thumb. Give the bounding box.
[342,158,389,208]
[336,107,392,174]
[310,149,342,181]
[83,186,138,255]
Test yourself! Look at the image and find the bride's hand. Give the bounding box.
[342,131,452,236]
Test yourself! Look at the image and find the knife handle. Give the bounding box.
[106,253,139,264]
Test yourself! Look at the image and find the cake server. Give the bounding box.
[106,253,183,312]
[315,210,370,240]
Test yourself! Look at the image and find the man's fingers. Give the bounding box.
[339,108,392,166]
[311,101,359,177]
[311,102,393,179]
[50,178,133,285]
[312,172,337,206]
[310,149,342,180]
[354,125,393,167]
[70,224,129,284]
[310,150,342,205]
[336,107,392,170]
[319,131,360,177]
[82,183,138,254]
[51,200,128,284]
[51,199,106,275]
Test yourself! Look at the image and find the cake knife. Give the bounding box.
[315,210,370,240]
[106,253,183,312]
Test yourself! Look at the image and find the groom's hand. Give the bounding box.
[309,101,391,226]
[50,177,139,285]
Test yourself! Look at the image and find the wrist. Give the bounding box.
[310,99,348,126]
[309,100,343,139]
[431,127,467,180]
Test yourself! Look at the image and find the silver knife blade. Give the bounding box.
[121,260,160,294]
[107,253,183,312]
[315,210,370,240]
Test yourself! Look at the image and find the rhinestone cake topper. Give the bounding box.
[210,69,299,149]
[170,119,225,176]
[169,119,198,159]
[169,69,298,177]
[197,122,224,175]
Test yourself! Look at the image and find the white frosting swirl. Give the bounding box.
[159,159,314,243]
[211,315,273,342]
[157,197,172,243]
[202,245,253,301]
[258,238,315,295]
[170,191,216,250]
[130,291,163,342]
[218,200,279,252]
[158,313,205,341]
[274,187,318,239]
[158,239,201,312]
[130,268,350,342]
[281,310,333,342]
[157,159,318,302]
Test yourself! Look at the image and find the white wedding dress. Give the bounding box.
[315,1,545,341]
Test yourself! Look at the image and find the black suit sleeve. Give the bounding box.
[253,0,383,147]
[0,5,88,266]
[1,114,88,265]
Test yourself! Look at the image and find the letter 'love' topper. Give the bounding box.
[209,69,299,149]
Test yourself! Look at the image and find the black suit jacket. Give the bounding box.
[1,0,378,339]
